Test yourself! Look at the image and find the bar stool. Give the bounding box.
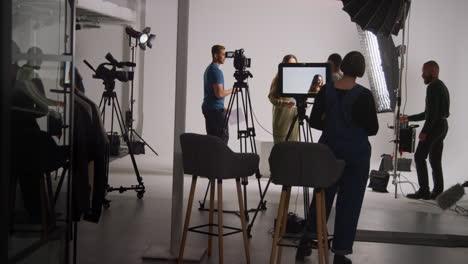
[178,133,259,264]
[268,141,345,264]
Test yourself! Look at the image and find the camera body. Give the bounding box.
[226,49,251,71]
[93,53,135,88]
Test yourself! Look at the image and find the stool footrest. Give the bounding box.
[188,224,242,237]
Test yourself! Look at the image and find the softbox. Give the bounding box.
[341,0,411,37]
[357,26,398,113]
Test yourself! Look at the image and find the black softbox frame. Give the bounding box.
[342,0,411,37]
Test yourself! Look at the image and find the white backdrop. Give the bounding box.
[77,0,468,187]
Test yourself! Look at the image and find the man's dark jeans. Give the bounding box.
[202,108,229,144]
[415,120,448,193]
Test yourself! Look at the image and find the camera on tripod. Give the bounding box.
[226,49,251,71]
[84,53,135,91]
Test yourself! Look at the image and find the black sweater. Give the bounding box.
[408,79,450,134]
[309,86,379,136]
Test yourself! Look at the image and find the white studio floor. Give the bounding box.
[75,154,468,264]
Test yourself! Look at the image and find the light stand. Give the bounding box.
[391,0,410,198]
[125,27,159,156]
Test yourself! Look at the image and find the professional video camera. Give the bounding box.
[226,49,251,71]
[226,49,253,82]
[84,53,135,91]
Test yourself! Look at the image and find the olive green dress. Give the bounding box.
[268,74,299,144]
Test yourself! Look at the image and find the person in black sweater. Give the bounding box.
[401,61,450,200]
[296,51,379,264]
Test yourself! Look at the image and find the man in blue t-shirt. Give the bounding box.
[202,45,233,144]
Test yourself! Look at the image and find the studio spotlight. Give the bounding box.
[125,26,156,50]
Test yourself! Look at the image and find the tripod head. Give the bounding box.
[234,69,253,82]
[294,97,310,124]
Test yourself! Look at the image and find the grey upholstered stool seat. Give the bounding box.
[178,133,259,264]
[268,141,345,264]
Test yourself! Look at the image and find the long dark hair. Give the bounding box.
[281,54,297,64]
[312,74,323,86]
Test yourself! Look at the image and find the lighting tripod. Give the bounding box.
[126,36,158,156]
[198,68,267,229]
[248,98,314,236]
[391,0,410,199]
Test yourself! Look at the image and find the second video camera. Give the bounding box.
[226,49,251,71]
[84,53,135,90]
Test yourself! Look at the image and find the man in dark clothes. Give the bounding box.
[402,61,450,200]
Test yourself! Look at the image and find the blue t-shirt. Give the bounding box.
[202,63,225,110]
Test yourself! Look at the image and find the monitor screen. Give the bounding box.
[279,63,330,98]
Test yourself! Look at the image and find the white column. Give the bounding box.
[170,0,190,254]
[142,0,205,261]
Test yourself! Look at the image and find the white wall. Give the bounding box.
[141,0,178,165]
[140,0,468,187]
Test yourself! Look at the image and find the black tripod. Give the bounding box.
[98,79,145,199]
[247,98,314,235]
[198,69,267,223]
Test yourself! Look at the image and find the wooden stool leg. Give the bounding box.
[269,186,288,264]
[208,178,215,257]
[315,190,325,264]
[217,179,224,264]
[276,187,291,264]
[178,175,198,264]
[236,178,251,264]
[320,191,330,264]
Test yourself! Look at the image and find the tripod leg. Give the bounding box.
[285,115,299,142]
[54,164,69,204]
[242,177,249,222]
[307,121,314,142]
[256,178,266,209]
[303,187,310,221]
[223,86,236,128]
[130,129,159,156]
[198,180,211,210]
[100,97,111,188]
[247,178,272,236]
[101,96,107,124]
[113,96,144,185]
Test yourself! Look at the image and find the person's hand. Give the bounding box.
[285,101,295,108]
[419,132,427,141]
[231,88,238,94]
[400,115,408,122]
